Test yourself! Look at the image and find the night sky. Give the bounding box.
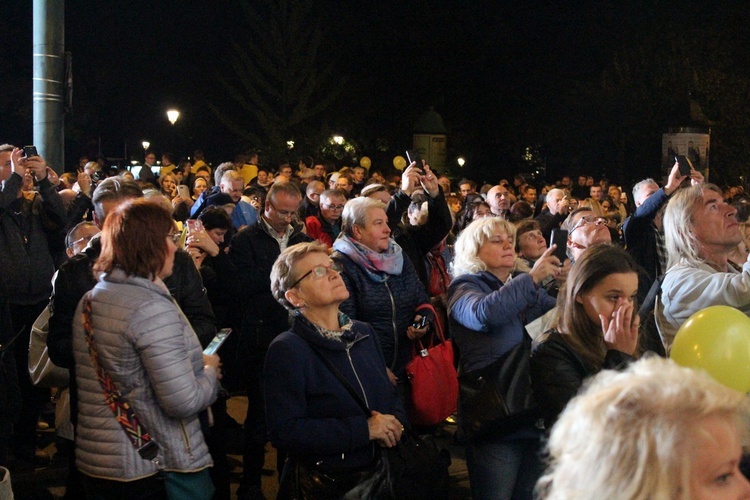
[3,1,749,185]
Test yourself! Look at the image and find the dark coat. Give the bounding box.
[0,173,65,305]
[622,187,669,283]
[448,271,555,372]
[229,220,312,357]
[530,330,634,430]
[333,250,430,378]
[264,315,406,471]
[388,188,453,290]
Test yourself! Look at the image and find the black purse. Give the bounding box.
[457,333,539,441]
[294,340,450,499]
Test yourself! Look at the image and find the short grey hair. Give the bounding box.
[452,217,517,276]
[320,189,346,205]
[92,177,143,222]
[663,183,723,270]
[214,162,235,187]
[341,196,387,237]
[632,178,658,206]
[271,241,329,310]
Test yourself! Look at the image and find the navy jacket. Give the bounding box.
[622,187,669,283]
[448,271,555,372]
[264,315,406,471]
[333,250,430,378]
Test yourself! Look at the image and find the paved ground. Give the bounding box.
[9,396,471,499]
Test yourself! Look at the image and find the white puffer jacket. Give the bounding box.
[72,269,219,480]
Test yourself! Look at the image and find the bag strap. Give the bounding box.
[638,274,665,323]
[413,303,446,354]
[301,336,371,417]
[82,297,159,461]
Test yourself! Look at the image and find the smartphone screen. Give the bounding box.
[550,229,569,263]
[203,328,232,355]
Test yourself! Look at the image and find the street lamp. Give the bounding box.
[142,141,150,153]
[166,109,180,125]
[332,135,344,145]
[457,157,465,167]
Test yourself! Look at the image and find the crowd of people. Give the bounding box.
[1,143,750,499]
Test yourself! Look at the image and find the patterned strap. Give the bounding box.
[82,297,158,460]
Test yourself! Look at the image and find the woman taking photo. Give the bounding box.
[448,217,561,500]
[266,241,406,497]
[530,244,639,431]
[332,197,432,395]
[72,199,220,499]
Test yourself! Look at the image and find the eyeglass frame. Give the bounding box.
[321,203,346,210]
[267,198,296,220]
[569,214,607,235]
[290,261,342,289]
[167,232,182,244]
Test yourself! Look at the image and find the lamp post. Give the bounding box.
[166,109,180,125]
[457,157,465,168]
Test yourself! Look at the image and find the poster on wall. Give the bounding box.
[662,129,710,179]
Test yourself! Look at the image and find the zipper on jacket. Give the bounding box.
[179,420,194,461]
[345,343,370,410]
[383,281,398,370]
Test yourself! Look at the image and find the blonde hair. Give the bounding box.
[664,184,723,270]
[537,356,750,500]
[452,217,516,276]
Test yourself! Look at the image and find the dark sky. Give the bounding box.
[3,1,748,183]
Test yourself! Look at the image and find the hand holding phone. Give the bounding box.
[406,150,423,169]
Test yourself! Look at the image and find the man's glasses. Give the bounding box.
[268,199,295,219]
[322,203,345,210]
[570,215,607,234]
[290,261,343,289]
[68,233,95,249]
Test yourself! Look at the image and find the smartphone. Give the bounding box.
[550,228,569,263]
[203,328,232,355]
[412,316,429,329]
[177,185,190,199]
[186,219,204,234]
[406,150,422,169]
[675,155,692,177]
[23,145,38,157]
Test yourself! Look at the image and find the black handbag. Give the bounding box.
[458,333,538,441]
[297,339,450,499]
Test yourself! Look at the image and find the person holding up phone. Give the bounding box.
[448,217,560,500]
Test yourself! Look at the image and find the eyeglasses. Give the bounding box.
[167,232,182,244]
[68,233,95,248]
[322,203,345,210]
[570,215,607,234]
[268,199,296,220]
[290,261,343,289]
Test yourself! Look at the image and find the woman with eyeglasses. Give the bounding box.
[530,244,640,432]
[562,207,611,263]
[265,241,406,497]
[72,199,220,498]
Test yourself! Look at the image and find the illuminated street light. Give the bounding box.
[332,135,344,145]
[287,140,295,149]
[142,141,150,152]
[166,109,180,125]
[457,157,465,167]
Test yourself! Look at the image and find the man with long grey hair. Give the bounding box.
[656,183,750,350]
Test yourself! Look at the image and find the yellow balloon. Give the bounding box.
[670,305,750,393]
[393,156,407,171]
[360,156,371,169]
